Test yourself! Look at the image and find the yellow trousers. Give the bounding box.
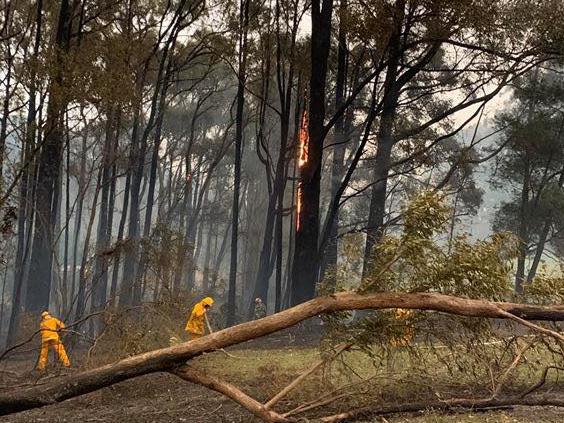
[38,339,70,370]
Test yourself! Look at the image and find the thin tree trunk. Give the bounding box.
[110,172,130,305]
[515,158,530,294]
[74,169,102,321]
[227,0,250,325]
[70,128,89,314]
[0,266,7,342]
[61,114,71,315]
[202,218,213,294]
[320,0,348,286]
[90,108,119,331]
[0,39,12,177]
[6,0,43,347]
[362,0,405,279]
[274,199,283,313]
[136,105,166,302]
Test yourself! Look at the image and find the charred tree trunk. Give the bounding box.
[202,218,213,294]
[110,172,130,305]
[290,0,334,306]
[136,98,167,301]
[74,166,102,321]
[227,0,250,326]
[362,1,405,279]
[90,109,119,327]
[515,157,530,294]
[25,0,72,314]
[6,0,43,347]
[69,122,89,314]
[321,0,348,286]
[119,99,146,306]
[0,2,13,178]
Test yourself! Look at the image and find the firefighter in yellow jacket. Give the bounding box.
[37,311,71,370]
[390,308,414,347]
[185,297,214,340]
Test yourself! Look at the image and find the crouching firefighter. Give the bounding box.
[185,297,214,340]
[37,311,71,371]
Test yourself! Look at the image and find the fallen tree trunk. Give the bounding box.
[172,365,290,423]
[320,393,564,422]
[0,291,563,416]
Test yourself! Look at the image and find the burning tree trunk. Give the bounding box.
[290,0,334,306]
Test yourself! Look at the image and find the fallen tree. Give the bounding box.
[0,291,563,416]
[320,394,564,422]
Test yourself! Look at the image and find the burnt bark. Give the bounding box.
[25,0,72,313]
[227,0,250,325]
[6,0,43,347]
[290,0,334,306]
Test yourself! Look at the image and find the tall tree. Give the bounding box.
[25,0,72,313]
[290,0,334,306]
[227,0,251,325]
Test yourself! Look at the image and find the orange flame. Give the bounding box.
[296,184,303,232]
[296,109,308,232]
[298,110,309,168]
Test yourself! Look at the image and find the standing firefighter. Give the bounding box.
[390,308,414,347]
[254,297,266,320]
[37,311,71,371]
[185,297,214,340]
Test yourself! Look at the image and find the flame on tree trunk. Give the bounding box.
[290,0,334,307]
[296,109,309,232]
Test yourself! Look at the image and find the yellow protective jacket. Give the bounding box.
[40,315,65,342]
[185,297,214,335]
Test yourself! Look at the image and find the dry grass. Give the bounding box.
[194,343,563,421]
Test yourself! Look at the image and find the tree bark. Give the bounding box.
[515,156,530,294]
[362,0,405,278]
[135,98,168,302]
[172,366,289,423]
[70,126,89,313]
[90,109,117,321]
[6,0,43,347]
[290,0,334,306]
[74,166,102,321]
[320,394,564,423]
[320,0,348,288]
[25,0,72,313]
[227,0,250,325]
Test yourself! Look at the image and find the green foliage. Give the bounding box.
[356,191,516,299]
[523,273,564,303]
[322,191,561,393]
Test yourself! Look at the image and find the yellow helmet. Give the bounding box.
[201,297,214,306]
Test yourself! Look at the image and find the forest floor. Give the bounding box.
[0,331,562,423]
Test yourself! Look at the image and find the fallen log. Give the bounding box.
[0,291,563,416]
[320,393,564,422]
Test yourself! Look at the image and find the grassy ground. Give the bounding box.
[383,409,564,422]
[1,337,562,422]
